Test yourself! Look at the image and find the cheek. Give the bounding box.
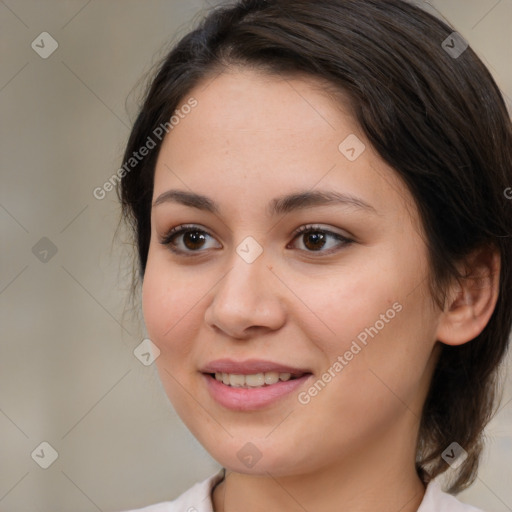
[141,258,203,413]
[141,267,169,343]
[287,257,405,356]
[319,290,436,425]
[292,248,435,390]
[141,254,200,355]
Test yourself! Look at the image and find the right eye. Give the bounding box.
[160,224,222,255]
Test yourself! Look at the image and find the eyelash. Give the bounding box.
[159,224,353,257]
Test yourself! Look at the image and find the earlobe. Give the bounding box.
[436,245,501,346]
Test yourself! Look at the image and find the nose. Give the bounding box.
[204,251,287,340]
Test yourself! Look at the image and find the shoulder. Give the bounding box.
[119,468,225,512]
[418,480,485,512]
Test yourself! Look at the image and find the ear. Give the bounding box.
[436,244,501,346]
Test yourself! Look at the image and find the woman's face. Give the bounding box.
[142,68,442,476]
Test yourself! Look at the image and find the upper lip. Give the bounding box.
[201,359,311,376]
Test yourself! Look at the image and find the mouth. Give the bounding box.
[200,359,313,410]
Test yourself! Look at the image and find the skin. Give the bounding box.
[141,68,500,512]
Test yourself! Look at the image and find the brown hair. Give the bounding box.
[117,0,512,493]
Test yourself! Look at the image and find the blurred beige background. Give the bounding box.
[1,1,511,511]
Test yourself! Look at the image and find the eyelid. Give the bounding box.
[290,223,353,240]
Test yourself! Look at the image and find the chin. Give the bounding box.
[197,434,316,477]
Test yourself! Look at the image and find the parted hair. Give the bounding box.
[117,0,512,493]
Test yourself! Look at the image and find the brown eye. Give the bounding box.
[160,225,222,255]
[302,231,327,251]
[181,230,207,250]
[289,225,353,254]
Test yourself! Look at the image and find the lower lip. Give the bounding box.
[203,373,312,411]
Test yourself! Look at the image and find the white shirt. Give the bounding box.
[121,468,485,512]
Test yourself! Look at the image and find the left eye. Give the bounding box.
[288,225,352,253]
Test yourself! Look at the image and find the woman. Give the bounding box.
[117,0,512,510]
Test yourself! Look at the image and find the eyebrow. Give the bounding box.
[152,189,377,216]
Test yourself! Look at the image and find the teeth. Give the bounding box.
[264,371,279,385]
[214,371,297,388]
[245,373,265,387]
[229,374,245,387]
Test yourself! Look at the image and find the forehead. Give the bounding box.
[153,68,419,225]
[168,69,353,151]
